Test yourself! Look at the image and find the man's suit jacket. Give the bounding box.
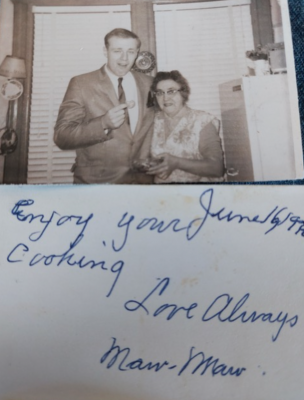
[54,66,154,184]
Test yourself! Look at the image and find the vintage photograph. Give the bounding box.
[0,0,302,184]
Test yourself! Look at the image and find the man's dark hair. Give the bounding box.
[150,70,191,109]
[104,28,141,49]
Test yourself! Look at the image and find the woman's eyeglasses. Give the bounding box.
[153,89,182,98]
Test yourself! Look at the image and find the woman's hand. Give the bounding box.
[147,153,178,180]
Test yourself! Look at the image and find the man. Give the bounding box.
[54,28,154,184]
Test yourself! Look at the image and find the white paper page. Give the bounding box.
[0,185,303,399]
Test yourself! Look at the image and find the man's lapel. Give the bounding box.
[98,66,119,107]
[97,66,133,139]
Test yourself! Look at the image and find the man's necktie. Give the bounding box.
[118,77,130,126]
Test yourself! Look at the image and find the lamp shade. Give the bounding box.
[0,56,26,79]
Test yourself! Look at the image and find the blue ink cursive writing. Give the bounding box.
[112,188,304,252]
[124,277,298,342]
[100,337,246,377]
[8,199,124,297]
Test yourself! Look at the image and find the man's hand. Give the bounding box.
[102,104,128,130]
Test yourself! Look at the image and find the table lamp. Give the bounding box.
[0,56,26,155]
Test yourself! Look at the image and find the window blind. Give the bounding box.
[28,6,131,184]
[153,0,254,120]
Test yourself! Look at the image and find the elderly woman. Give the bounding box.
[147,70,224,183]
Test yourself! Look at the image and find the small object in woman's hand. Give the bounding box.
[127,100,135,109]
[132,157,163,173]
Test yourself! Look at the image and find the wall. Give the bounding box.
[0,0,14,181]
[270,0,284,42]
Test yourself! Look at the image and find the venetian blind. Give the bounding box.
[153,0,254,119]
[28,6,131,184]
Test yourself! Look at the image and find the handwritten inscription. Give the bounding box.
[10,189,304,263]
[112,188,304,252]
[6,189,300,378]
[100,337,246,377]
[8,199,123,297]
[124,278,298,343]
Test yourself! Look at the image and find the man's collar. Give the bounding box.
[105,65,132,82]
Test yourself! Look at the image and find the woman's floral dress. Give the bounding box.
[151,106,222,183]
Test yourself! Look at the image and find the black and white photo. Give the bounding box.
[0,0,302,184]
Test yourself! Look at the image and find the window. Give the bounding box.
[28,5,131,184]
[154,0,254,119]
